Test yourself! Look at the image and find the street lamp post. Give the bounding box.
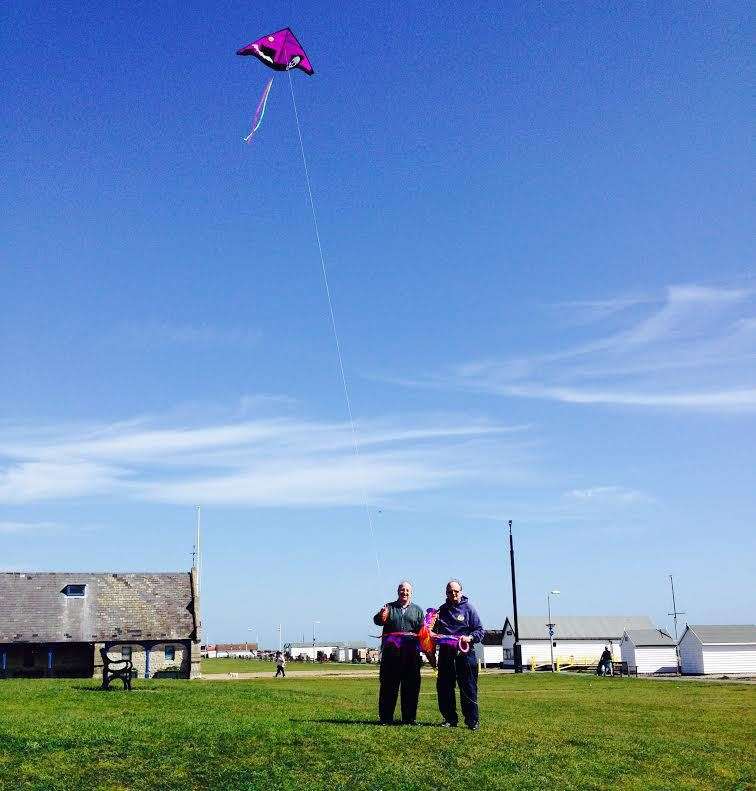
[547,590,560,672]
[312,620,320,647]
[247,627,258,653]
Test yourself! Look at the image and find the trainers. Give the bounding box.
[441,721,458,728]
[467,722,480,731]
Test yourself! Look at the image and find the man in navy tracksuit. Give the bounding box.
[435,579,484,730]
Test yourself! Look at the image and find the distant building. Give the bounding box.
[286,641,341,661]
[285,641,369,662]
[678,625,756,675]
[501,615,654,668]
[620,629,677,674]
[203,642,258,658]
[0,571,201,679]
[474,630,503,667]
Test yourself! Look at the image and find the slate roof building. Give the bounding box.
[0,570,201,679]
[501,615,655,669]
[678,625,756,675]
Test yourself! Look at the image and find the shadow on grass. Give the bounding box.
[292,718,441,727]
[72,685,159,693]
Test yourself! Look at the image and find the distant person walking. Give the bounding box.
[275,651,286,678]
[373,580,427,725]
[434,579,484,730]
[597,646,612,676]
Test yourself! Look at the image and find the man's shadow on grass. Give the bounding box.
[292,718,440,727]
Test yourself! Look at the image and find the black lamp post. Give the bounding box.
[508,520,523,673]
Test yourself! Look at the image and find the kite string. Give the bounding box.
[287,71,382,583]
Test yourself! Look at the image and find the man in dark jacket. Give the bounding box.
[373,580,425,725]
[597,645,613,676]
[435,579,484,730]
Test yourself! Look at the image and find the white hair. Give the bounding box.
[397,580,413,590]
[446,579,463,590]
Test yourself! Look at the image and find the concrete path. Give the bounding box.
[199,669,380,681]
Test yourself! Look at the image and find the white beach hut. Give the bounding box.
[474,630,504,668]
[620,629,677,674]
[678,625,756,675]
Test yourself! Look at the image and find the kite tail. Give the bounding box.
[244,77,274,143]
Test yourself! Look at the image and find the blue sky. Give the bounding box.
[2,1,753,645]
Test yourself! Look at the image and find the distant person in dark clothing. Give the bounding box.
[597,646,612,676]
[373,580,425,725]
[275,651,286,677]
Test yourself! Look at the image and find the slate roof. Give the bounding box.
[685,625,756,645]
[504,615,654,640]
[624,628,675,647]
[0,572,198,643]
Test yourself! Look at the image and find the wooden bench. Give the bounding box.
[612,660,633,676]
[597,660,631,677]
[100,648,133,690]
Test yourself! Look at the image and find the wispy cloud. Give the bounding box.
[116,321,261,348]
[0,410,530,507]
[414,284,756,411]
[565,486,653,506]
[0,521,63,534]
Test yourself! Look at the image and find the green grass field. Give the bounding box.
[201,658,379,674]
[0,674,753,791]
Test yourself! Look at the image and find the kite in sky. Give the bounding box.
[237,27,314,142]
[235,28,382,584]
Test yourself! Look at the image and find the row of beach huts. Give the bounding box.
[476,616,756,675]
[209,617,756,677]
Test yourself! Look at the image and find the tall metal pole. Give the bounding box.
[508,520,523,673]
[195,505,201,595]
[547,593,555,671]
[668,574,685,642]
[668,574,685,675]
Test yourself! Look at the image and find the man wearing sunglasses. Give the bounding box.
[435,579,484,730]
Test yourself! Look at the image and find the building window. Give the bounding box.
[164,646,175,661]
[504,649,512,660]
[121,646,132,660]
[62,584,86,597]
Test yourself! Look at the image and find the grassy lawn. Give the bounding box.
[0,674,753,791]
[202,658,379,674]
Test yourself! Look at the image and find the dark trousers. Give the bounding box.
[437,646,479,726]
[378,642,421,723]
[275,665,285,677]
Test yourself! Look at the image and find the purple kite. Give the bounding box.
[237,28,313,142]
[237,27,314,76]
